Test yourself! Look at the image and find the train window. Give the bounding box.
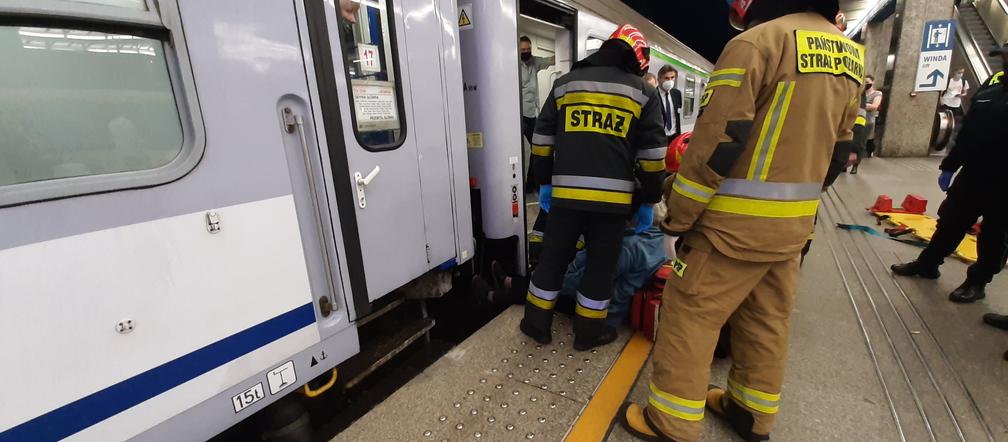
[683,74,697,117]
[0,25,184,189]
[585,36,604,56]
[338,0,406,151]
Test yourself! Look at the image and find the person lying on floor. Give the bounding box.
[473,202,669,326]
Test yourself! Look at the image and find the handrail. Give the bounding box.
[955,6,994,80]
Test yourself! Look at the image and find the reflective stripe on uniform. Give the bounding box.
[708,195,819,218]
[636,146,668,160]
[639,159,665,172]
[707,68,746,88]
[531,133,554,146]
[556,92,642,118]
[553,187,633,205]
[576,292,609,311]
[671,174,715,204]
[748,81,796,181]
[529,230,544,243]
[855,115,866,126]
[527,282,559,310]
[531,145,552,156]
[575,304,608,319]
[554,80,649,107]
[552,175,635,192]
[727,377,780,415]
[648,382,705,421]
[718,179,822,201]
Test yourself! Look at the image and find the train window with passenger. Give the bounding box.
[0,26,183,188]
[337,0,406,151]
[683,74,697,117]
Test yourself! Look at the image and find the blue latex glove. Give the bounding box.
[938,171,954,192]
[632,204,654,234]
[539,185,552,213]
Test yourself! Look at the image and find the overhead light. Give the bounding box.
[18,30,65,39]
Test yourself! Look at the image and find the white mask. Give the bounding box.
[661,80,675,91]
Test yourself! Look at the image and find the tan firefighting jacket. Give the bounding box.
[661,12,864,261]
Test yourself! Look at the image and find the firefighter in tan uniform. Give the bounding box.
[618,1,863,441]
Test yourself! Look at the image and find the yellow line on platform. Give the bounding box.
[565,332,653,442]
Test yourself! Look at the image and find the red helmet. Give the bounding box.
[609,24,650,73]
[727,0,755,30]
[666,132,691,173]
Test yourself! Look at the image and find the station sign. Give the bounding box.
[914,20,956,92]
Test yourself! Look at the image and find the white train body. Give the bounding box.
[0,0,710,440]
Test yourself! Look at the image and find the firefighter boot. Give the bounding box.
[520,302,553,345]
[573,315,617,351]
[949,280,986,303]
[982,313,1008,331]
[891,260,941,279]
[706,386,770,442]
[617,402,678,442]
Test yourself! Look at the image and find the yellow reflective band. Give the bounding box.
[855,115,866,126]
[638,159,665,172]
[759,82,795,181]
[748,82,795,181]
[529,235,544,243]
[706,79,741,88]
[711,68,746,76]
[575,304,607,319]
[727,378,780,415]
[648,383,705,421]
[531,144,552,156]
[991,71,1004,85]
[556,92,642,118]
[553,186,633,205]
[795,30,865,84]
[526,292,556,310]
[671,175,715,204]
[708,195,819,218]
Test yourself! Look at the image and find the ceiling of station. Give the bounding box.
[840,0,889,36]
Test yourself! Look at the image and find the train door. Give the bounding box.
[314,0,437,304]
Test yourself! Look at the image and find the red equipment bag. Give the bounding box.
[630,262,674,341]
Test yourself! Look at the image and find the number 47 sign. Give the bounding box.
[358,43,381,74]
[915,20,956,92]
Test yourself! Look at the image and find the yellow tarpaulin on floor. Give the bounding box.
[875,212,978,263]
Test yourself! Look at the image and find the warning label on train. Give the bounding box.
[794,30,865,84]
[352,80,400,131]
[459,4,473,31]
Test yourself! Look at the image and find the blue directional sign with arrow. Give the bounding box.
[915,20,956,92]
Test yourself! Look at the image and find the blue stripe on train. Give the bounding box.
[0,303,316,442]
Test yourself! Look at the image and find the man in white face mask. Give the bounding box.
[657,64,682,142]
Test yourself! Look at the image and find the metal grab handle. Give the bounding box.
[284,107,338,316]
[357,165,381,186]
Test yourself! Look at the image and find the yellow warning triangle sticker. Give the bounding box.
[459,9,472,28]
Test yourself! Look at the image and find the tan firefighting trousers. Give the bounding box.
[646,233,800,441]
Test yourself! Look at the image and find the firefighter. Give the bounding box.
[521,24,667,352]
[891,43,1008,305]
[618,1,861,440]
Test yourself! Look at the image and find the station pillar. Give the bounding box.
[874,0,956,157]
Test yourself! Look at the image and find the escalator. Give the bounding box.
[931,0,1005,149]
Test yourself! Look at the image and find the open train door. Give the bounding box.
[459,0,576,276]
[309,0,473,311]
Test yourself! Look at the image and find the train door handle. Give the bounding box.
[355,165,381,208]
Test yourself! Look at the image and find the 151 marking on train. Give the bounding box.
[232,383,266,413]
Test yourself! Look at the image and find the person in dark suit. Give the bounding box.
[657,65,683,142]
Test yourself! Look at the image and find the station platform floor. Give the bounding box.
[334,156,1008,441]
